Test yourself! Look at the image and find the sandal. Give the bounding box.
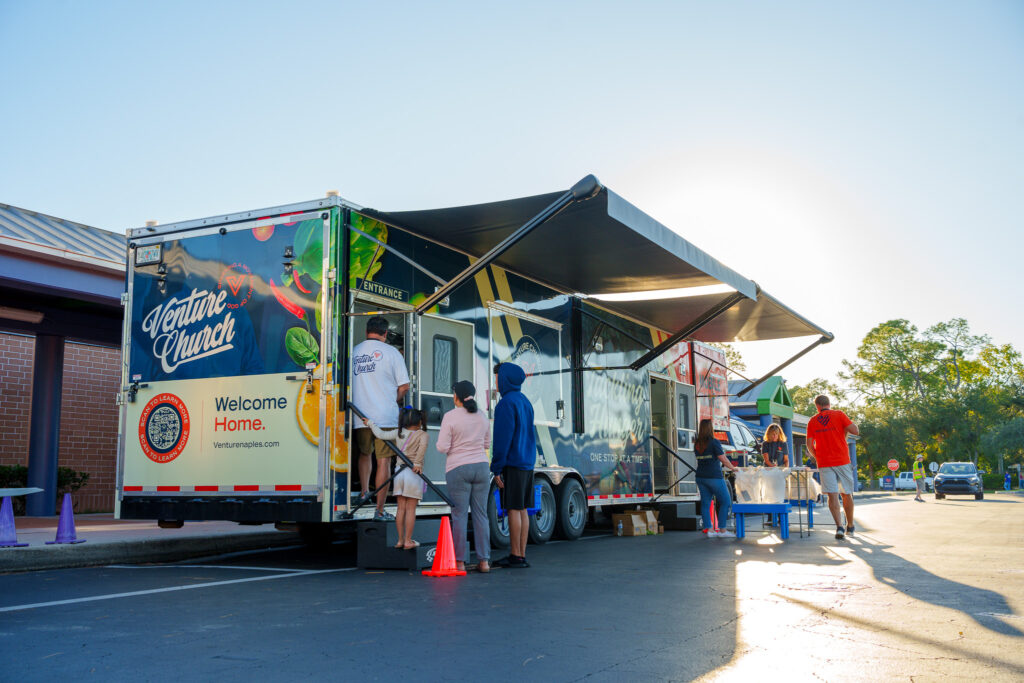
[478,561,490,573]
[402,540,420,550]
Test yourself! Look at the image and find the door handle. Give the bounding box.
[285,368,316,393]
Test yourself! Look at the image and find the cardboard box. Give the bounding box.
[612,512,647,536]
[658,524,665,534]
[638,510,660,535]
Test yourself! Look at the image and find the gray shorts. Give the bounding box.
[916,478,925,494]
[819,463,855,494]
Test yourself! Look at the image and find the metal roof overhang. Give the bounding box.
[365,181,831,345]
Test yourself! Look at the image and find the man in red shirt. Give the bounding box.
[806,395,860,540]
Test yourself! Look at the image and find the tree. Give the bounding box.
[983,417,1024,471]
[706,342,746,376]
[841,319,944,407]
[789,378,847,417]
[843,318,1017,471]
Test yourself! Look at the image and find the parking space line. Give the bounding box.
[107,564,300,572]
[0,567,357,614]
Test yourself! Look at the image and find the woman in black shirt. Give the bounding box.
[761,423,789,467]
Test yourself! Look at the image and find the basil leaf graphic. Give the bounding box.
[348,215,388,287]
[285,327,319,366]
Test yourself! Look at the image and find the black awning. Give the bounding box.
[365,183,830,344]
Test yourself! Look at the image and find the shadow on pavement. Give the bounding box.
[776,592,1024,676]
[847,533,1022,638]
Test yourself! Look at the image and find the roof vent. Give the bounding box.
[145,220,158,232]
[325,190,340,198]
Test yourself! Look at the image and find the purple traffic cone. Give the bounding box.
[46,493,86,545]
[1,496,28,547]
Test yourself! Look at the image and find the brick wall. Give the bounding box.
[0,333,34,466]
[0,332,120,513]
[59,342,120,512]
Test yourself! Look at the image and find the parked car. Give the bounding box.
[933,462,984,500]
[877,472,933,492]
[724,420,761,467]
[897,471,933,492]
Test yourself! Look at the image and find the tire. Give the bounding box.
[975,493,984,500]
[555,478,587,541]
[487,483,510,549]
[935,493,944,500]
[528,478,556,545]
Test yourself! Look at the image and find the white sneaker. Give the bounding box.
[706,530,722,538]
[717,529,736,538]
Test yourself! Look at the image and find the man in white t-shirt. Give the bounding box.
[352,316,410,520]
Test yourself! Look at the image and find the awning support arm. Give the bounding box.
[628,290,750,371]
[413,175,603,315]
[737,335,833,396]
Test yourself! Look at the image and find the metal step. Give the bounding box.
[657,501,703,531]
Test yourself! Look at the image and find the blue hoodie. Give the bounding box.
[490,363,537,474]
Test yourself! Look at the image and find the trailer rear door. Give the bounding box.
[118,211,332,519]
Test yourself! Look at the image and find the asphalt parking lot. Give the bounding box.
[1,493,1022,681]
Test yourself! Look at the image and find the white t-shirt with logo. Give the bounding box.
[351,339,410,428]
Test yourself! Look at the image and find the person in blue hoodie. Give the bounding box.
[491,362,537,568]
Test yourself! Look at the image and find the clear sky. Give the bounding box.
[2,1,1021,386]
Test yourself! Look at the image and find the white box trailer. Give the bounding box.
[116,175,832,545]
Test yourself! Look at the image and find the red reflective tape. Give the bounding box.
[274,485,302,491]
[123,486,143,492]
[612,494,622,499]
[195,486,219,492]
[156,486,180,492]
[234,485,259,491]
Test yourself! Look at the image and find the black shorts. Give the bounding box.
[501,467,535,511]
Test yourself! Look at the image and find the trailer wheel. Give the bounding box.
[528,478,556,545]
[487,483,510,549]
[555,479,587,541]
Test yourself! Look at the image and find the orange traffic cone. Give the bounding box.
[422,516,465,577]
[710,499,719,532]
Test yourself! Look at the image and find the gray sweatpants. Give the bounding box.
[445,462,491,562]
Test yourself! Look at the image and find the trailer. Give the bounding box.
[116,175,832,546]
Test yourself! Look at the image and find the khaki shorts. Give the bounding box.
[392,466,425,500]
[354,428,394,459]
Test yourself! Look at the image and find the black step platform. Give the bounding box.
[356,519,508,570]
[657,501,703,531]
[356,519,443,570]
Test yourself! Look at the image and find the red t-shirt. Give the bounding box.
[806,409,853,468]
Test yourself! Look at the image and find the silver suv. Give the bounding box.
[933,462,983,500]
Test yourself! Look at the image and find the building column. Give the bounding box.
[26,334,65,516]
[781,417,795,466]
[758,414,773,429]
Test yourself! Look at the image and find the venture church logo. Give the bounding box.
[353,349,384,375]
[141,289,237,373]
[218,263,253,308]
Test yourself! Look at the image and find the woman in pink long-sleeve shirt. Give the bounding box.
[437,380,492,572]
